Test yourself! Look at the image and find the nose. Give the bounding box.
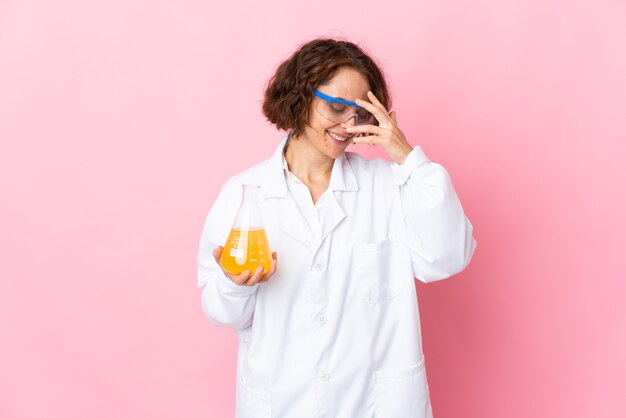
[340,114,357,130]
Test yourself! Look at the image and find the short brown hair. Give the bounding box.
[262,37,392,139]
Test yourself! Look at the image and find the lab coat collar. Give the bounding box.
[260,132,358,199]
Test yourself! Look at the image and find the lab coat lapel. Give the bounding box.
[260,134,314,247]
[282,194,314,246]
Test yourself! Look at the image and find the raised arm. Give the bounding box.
[391,146,477,283]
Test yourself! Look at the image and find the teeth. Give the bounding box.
[327,131,350,142]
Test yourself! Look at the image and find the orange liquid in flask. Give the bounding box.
[220,228,272,275]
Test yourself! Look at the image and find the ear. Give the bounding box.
[390,111,397,123]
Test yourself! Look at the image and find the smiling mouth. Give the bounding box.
[326,130,353,142]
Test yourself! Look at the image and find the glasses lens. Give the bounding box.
[316,100,373,125]
[356,109,374,125]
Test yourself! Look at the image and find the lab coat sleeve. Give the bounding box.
[390,146,477,283]
[197,181,259,329]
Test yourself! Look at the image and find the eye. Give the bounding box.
[330,104,346,113]
[357,109,370,119]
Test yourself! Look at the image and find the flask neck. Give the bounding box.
[234,184,264,231]
[241,184,260,203]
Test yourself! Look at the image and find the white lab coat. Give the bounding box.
[198,133,477,418]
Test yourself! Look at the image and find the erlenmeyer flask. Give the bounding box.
[220,184,272,276]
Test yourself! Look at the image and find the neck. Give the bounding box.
[284,131,334,184]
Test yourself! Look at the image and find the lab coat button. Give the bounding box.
[314,262,325,272]
[319,371,330,381]
[316,314,327,325]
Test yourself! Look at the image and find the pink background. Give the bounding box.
[1,0,624,417]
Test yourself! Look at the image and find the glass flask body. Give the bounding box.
[220,184,272,276]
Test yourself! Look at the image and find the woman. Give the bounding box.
[198,38,477,418]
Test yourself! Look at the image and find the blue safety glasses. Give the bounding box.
[313,90,375,126]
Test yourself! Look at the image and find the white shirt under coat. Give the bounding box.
[198,133,477,418]
[281,140,328,247]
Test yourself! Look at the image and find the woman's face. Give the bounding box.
[299,66,371,160]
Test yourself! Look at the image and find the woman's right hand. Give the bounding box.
[212,246,277,286]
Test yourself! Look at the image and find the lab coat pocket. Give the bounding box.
[353,237,407,304]
[236,375,272,418]
[373,355,433,418]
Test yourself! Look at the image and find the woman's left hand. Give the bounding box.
[346,91,415,164]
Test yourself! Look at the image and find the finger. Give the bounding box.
[352,134,383,145]
[259,253,277,283]
[353,97,389,122]
[346,124,385,137]
[351,127,388,145]
[213,246,223,262]
[269,256,277,274]
[390,111,397,123]
[260,256,277,282]
[356,91,390,115]
[366,90,388,112]
[244,265,265,286]
[232,269,251,285]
